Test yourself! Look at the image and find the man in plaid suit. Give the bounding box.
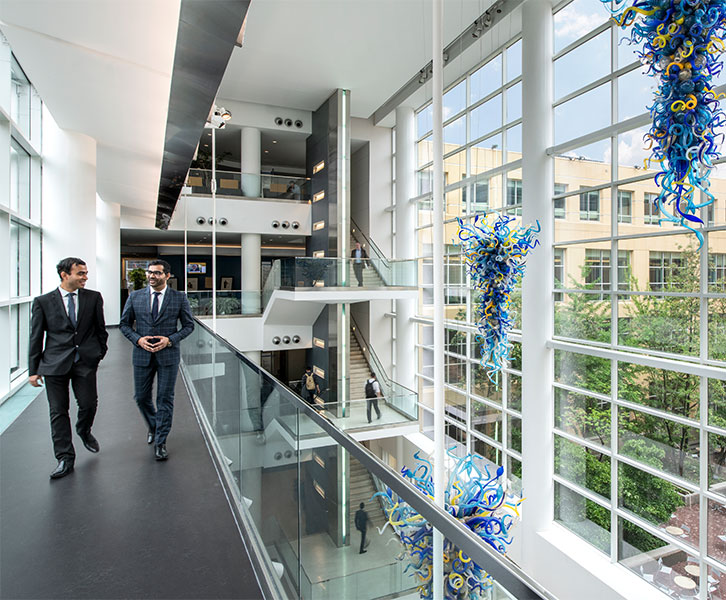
[120,259,194,461]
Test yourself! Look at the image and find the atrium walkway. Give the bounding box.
[0,330,263,600]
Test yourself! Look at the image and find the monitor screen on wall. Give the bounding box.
[187,262,206,274]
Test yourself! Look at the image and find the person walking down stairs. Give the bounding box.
[365,372,382,424]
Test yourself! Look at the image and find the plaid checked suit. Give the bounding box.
[119,286,194,445]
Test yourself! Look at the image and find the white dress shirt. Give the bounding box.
[58,287,79,321]
[149,285,168,311]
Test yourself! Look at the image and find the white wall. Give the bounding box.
[167,195,311,236]
[216,98,312,134]
[41,105,97,291]
[95,195,121,324]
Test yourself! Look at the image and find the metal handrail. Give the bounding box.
[350,218,391,268]
[189,317,557,600]
[350,313,417,399]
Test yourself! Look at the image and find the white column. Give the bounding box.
[432,0,445,597]
[521,0,554,574]
[41,118,97,291]
[95,195,121,324]
[240,127,261,198]
[241,233,261,314]
[395,107,417,391]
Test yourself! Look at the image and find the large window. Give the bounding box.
[1,47,42,392]
[579,189,600,221]
[549,2,726,594]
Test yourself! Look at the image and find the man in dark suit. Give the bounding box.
[119,259,194,461]
[29,257,108,479]
[351,242,368,287]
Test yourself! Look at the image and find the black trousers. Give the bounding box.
[302,388,316,405]
[44,361,98,461]
[358,527,367,553]
[353,263,364,286]
[366,397,381,423]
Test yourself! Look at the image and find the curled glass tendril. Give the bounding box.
[457,214,540,384]
[601,0,726,245]
[373,450,522,600]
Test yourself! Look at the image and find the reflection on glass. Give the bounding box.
[445,387,467,423]
[555,388,611,447]
[555,436,610,499]
[619,408,699,484]
[471,400,502,443]
[555,482,611,555]
[555,292,611,343]
[508,374,522,413]
[708,499,726,567]
[471,363,502,404]
[710,299,726,361]
[555,349,611,394]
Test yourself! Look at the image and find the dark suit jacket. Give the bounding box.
[351,248,368,260]
[119,287,194,367]
[29,288,108,376]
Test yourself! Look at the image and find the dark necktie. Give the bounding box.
[67,293,77,328]
[151,292,160,320]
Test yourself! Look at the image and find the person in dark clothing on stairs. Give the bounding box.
[301,366,320,405]
[355,502,371,553]
[364,372,382,424]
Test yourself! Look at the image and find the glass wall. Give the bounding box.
[407,4,726,597]
[413,38,525,494]
[1,39,42,398]
[550,2,726,597]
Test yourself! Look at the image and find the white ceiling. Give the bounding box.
[218,0,490,119]
[0,0,181,220]
[0,0,497,223]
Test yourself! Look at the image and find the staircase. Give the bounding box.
[349,235,385,287]
[349,455,388,532]
[349,331,372,402]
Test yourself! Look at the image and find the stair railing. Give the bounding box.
[350,314,418,421]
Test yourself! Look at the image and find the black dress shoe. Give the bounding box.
[50,460,74,480]
[155,444,168,461]
[147,431,154,445]
[80,432,100,453]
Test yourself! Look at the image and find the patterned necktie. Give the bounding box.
[67,293,77,328]
[151,292,160,320]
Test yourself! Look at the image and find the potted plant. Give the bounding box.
[128,268,147,290]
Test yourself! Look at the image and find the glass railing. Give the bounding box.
[350,315,418,421]
[273,257,416,289]
[286,381,417,432]
[262,260,281,309]
[350,219,416,287]
[180,318,555,600]
[187,290,262,316]
[187,168,310,201]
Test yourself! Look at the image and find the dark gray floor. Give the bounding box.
[0,330,264,600]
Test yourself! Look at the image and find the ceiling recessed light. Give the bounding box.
[264,150,269,153]
[203,144,209,147]
[272,140,277,144]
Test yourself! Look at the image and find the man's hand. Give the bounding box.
[137,336,157,352]
[29,375,43,387]
[150,336,171,352]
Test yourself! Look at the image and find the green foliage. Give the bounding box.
[128,268,147,290]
